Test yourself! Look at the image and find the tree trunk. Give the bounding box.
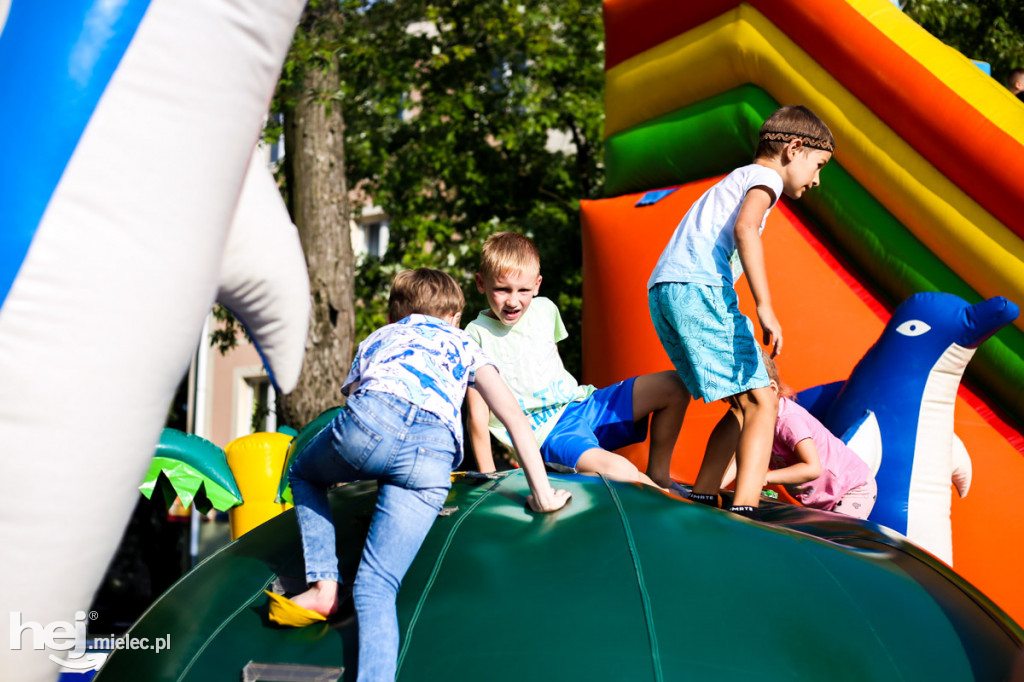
[278,9,355,428]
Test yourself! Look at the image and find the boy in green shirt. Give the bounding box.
[466,232,688,492]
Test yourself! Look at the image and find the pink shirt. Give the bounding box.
[771,396,871,510]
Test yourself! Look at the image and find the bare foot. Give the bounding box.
[290,580,340,618]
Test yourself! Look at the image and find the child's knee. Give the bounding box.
[641,370,690,405]
[737,386,778,415]
[648,370,684,395]
[664,372,690,402]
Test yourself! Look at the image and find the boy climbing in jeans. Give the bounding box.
[287,268,570,682]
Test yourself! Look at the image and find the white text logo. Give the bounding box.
[9,611,168,672]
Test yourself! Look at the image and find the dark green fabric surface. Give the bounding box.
[96,473,1022,681]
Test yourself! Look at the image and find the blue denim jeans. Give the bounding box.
[290,390,455,682]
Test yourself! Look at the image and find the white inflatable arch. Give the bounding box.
[0,2,309,679]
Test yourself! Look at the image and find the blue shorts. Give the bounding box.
[648,282,769,402]
[540,377,649,472]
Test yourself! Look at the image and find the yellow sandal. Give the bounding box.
[265,590,328,627]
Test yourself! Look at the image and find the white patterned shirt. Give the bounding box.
[344,314,494,464]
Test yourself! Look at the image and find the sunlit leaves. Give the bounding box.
[904,0,1024,83]
[321,0,604,376]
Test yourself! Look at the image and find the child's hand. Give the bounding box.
[757,304,783,357]
[527,487,572,513]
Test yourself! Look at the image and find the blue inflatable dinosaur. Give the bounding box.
[796,292,1018,565]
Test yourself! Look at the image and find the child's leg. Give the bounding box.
[288,422,357,616]
[288,391,402,616]
[353,481,448,682]
[630,371,690,488]
[731,386,778,508]
[353,404,454,681]
[289,467,342,615]
[544,379,670,489]
[691,405,743,501]
[575,448,659,486]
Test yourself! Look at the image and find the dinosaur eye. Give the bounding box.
[895,320,931,337]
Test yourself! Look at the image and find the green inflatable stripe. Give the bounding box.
[605,85,772,193]
[604,86,1024,428]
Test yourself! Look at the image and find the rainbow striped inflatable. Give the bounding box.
[601,0,1024,422]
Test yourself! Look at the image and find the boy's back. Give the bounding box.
[647,164,783,290]
[350,313,491,463]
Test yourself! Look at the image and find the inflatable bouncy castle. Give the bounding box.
[582,0,1024,623]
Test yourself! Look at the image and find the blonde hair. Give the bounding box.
[388,268,465,321]
[479,231,541,281]
[755,105,835,159]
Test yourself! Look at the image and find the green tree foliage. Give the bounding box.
[336,0,605,378]
[904,0,1024,84]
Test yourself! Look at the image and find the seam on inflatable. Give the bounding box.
[395,472,508,676]
[602,475,663,682]
[177,574,277,681]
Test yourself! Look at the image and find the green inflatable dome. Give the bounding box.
[95,472,1023,681]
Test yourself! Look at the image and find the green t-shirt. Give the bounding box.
[466,296,595,448]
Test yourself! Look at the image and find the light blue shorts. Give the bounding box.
[648,282,770,402]
[540,378,648,472]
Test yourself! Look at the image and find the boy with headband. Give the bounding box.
[647,105,834,518]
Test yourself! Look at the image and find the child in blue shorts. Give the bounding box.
[286,268,571,681]
[647,105,834,518]
[466,232,689,493]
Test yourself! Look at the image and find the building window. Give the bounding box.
[234,370,276,438]
[362,220,389,259]
[249,376,276,434]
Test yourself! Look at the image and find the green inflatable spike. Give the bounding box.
[99,473,1022,681]
[276,407,344,505]
[139,428,243,514]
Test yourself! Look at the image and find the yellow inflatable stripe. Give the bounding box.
[605,6,1024,335]
[846,0,1024,143]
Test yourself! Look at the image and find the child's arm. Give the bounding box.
[465,387,497,473]
[765,437,821,486]
[473,364,571,512]
[735,186,783,356]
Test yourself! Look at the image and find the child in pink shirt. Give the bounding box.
[719,353,876,518]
